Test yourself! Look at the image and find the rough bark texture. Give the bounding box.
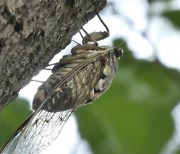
[0,0,107,110]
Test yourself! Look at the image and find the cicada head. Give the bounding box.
[91,46,123,100]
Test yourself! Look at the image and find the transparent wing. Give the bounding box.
[2,109,74,154]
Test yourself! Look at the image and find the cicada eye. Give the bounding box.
[114,48,123,59]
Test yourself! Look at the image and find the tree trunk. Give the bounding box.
[0,0,107,110]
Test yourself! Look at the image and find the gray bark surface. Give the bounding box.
[0,0,106,110]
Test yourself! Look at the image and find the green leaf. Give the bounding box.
[162,10,180,29]
[0,98,30,149]
[75,39,180,154]
[147,0,170,4]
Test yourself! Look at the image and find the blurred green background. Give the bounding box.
[0,0,180,154]
[75,40,180,154]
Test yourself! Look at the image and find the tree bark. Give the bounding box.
[0,0,107,110]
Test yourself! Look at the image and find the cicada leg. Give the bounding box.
[80,10,110,45]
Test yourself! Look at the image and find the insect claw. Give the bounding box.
[78,30,84,42]
[46,63,59,67]
[72,39,80,45]
[31,79,44,83]
[43,68,52,71]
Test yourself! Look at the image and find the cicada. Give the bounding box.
[1,10,123,154]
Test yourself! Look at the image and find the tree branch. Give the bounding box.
[0,0,107,110]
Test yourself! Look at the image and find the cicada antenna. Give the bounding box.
[115,40,125,48]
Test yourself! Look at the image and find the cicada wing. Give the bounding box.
[2,133,21,154]
[1,57,102,154]
[2,109,74,154]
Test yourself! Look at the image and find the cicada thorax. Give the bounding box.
[32,46,123,112]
